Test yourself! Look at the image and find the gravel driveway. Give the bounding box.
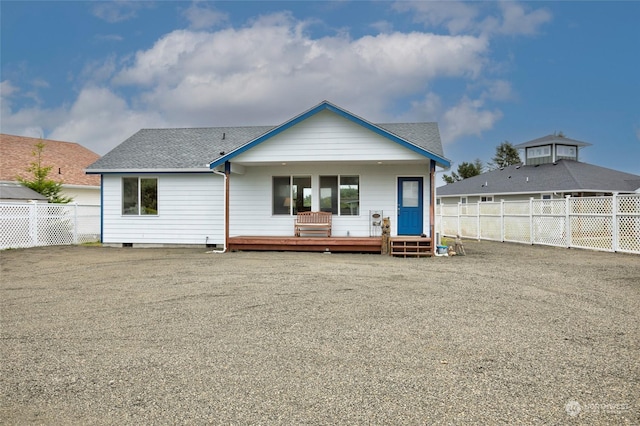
[1,241,638,424]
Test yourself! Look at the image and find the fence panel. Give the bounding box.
[616,195,640,254]
[0,202,100,250]
[435,194,640,254]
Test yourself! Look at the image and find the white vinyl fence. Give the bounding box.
[436,194,640,254]
[0,202,100,250]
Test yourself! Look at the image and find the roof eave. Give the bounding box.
[86,168,212,174]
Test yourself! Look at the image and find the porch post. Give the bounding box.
[430,160,436,254]
[225,161,230,250]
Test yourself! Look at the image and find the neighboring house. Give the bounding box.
[437,134,640,205]
[86,100,451,249]
[0,182,48,203]
[0,134,101,205]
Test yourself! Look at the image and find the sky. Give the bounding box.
[2,1,639,182]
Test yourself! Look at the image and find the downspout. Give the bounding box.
[210,165,229,253]
[429,160,436,255]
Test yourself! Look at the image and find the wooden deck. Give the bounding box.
[228,235,434,256]
[228,236,382,253]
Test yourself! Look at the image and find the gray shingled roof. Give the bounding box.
[378,122,444,158]
[514,134,592,149]
[436,160,640,197]
[87,126,274,171]
[0,182,49,201]
[87,121,445,172]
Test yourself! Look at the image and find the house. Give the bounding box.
[0,134,101,205]
[437,133,640,205]
[86,101,451,252]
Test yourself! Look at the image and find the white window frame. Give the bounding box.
[556,145,576,157]
[527,145,551,158]
[480,195,494,202]
[122,176,158,216]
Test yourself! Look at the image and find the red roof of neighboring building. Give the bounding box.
[0,134,100,187]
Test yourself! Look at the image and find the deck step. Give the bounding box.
[390,237,433,258]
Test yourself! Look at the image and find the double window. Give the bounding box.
[527,145,551,158]
[122,177,158,215]
[273,175,359,215]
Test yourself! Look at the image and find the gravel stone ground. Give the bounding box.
[1,241,638,425]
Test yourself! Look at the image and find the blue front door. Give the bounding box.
[397,177,423,235]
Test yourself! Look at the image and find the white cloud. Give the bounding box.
[0,80,19,98]
[495,2,552,36]
[370,20,394,34]
[441,97,503,143]
[394,1,479,35]
[402,92,503,144]
[91,1,150,23]
[3,9,520,155]
[394,1,551,36]
[182,2,228,30]
[481,79,514,102]
[47,86,165,154]
[112,14,489,125]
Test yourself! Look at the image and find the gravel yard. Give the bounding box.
[1,241,638,424]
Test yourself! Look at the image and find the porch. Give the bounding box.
[228,235,433,256]
[228,236,383,253]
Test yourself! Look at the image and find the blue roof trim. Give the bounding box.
[209,101,450,169]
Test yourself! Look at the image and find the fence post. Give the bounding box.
[565,195,571,248]
[612,193,618,252]
[500,199,505,242]
[29,201,38,247]
[529,197,534,245]
[73,203,79,244]
[476,202,481,240]
[457,202,461,238]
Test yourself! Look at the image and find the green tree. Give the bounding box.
[442,159,484,184]
[489,141,521,170]
[18,142,73,203]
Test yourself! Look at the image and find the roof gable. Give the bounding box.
[208,101,449,169]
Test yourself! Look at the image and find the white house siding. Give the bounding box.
[62,185,100,205]
[233,110,426,164]
[101,173,223,245]
[228,163,432,238]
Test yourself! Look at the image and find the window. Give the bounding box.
[320,175,359,215]
[122,177,158,215]
[556,145,576,157]
[275,175,359,216]
[272,176,291,215]
[293,176,312,214]
[340,176,359,215]
[320,176,338,213]
[481,196,493,202]
[273,176,311,215]
[527,145,551,158]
